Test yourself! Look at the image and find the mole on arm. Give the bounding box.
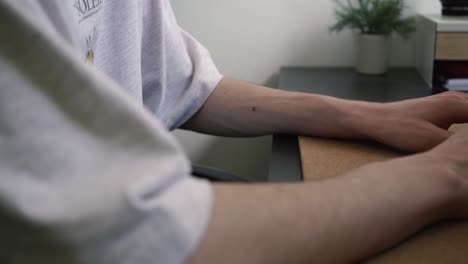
[251,107,257,112]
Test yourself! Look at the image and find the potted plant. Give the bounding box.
[330,0,416,75]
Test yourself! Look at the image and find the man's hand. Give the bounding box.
[369,92,468,152]
[425,125,468,218]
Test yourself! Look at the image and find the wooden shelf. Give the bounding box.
[436,33,468,60]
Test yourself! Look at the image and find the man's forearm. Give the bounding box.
[183,78,377,139]
[188,154,460,264]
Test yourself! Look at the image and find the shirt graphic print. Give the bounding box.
[73,0,103,64]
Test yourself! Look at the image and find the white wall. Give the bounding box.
[171,0,440,180]
[172,0,440,84]
[413,0,441,13]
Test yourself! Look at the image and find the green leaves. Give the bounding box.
[330,0,416,38]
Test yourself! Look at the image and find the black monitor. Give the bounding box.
[440,0,468,16]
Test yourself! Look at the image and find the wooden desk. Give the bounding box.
[269,67,468,263]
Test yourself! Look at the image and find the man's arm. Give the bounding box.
[188,147,467,264]
[183,78,373,138]
[183,78,468,152]
[189,127,468,263]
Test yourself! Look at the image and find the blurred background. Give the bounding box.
[171,0,441,181]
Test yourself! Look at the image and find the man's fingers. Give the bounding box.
[412,123,453,152]
[437,92,468,124]
[450,124,468,141]
[449,123,468,132]
[389,121,452,153]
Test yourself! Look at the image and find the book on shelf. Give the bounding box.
[445,85,468,92]
[434,76,468,92]
[432,61,468,93]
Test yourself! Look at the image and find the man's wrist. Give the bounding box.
[421,151,468,219]
[336,99,385,140]
[397,153,465,221]
[286,93,379,139]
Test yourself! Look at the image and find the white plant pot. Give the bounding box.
[356,34,389,75]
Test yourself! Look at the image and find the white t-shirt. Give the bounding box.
[0,0,222,263]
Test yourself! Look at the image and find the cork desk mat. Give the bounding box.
[298,124,468,264]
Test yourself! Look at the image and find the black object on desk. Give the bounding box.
[268,67,432,182]
[192,164,249,182]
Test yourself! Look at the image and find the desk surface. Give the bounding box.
[268,67,432,182]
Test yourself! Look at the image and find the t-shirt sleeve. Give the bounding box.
[140,0,223,130]
[0,2,212,264]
